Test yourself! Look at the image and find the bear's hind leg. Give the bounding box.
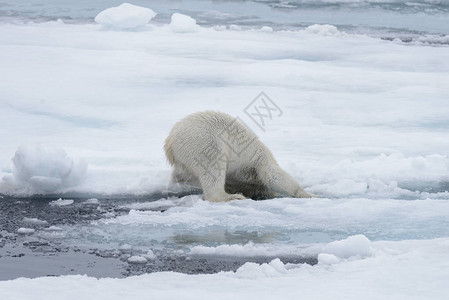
[167,163,201,195]
[171,163,200,186]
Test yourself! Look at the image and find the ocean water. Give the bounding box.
[1,0,449,38]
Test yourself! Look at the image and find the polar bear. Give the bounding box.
[164,111,313,202]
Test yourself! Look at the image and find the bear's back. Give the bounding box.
[171,111,256,138]
[165,111,264,165]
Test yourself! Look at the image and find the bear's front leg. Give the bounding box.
[207,191,246,202]
[200,173,246,202]
[196,158,246,202]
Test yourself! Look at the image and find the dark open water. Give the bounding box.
[0,193,316,280]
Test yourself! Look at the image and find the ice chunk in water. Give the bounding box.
[49,198,74,206]
[95,3,156,29]
[17,228,35,235]
[23,217,48,226]
[127,256,148,264]
[305,24,340,36]
[170,13,199,33]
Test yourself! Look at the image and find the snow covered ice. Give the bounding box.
[2,144,87,194]
[1,0,449,299]
[2,239,449,299]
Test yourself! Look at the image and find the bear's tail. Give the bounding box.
[164,136,175,166]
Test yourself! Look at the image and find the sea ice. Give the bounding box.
[119,244,133,252]
[22,217,48,226]
[321,234,373,259]
[144,250,156,260]
[8,145,87,195]
[127,256,148,264]
[229,24,242,31]
[305,24,341,36]
[44,226,63,231]
[17,228,35,235]
[170,13,199,33]
[190,241,284,257]
[95,3,156,29]
[60,196,447,258]
[234,258,288,278]
[1,21,448,197]
[84,198,99,204]
[49,198,74,206]
[260,26,273,33]
[317,253,341,265]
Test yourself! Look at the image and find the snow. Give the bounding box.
[170,13,199,33]
[95,3,156,29]
[1,238,449,299]
[0,21,448,197]
[3,145,87,195]
[320,234,373,259]
[49,198,74,206]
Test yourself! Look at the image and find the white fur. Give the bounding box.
[164,111,312,202]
